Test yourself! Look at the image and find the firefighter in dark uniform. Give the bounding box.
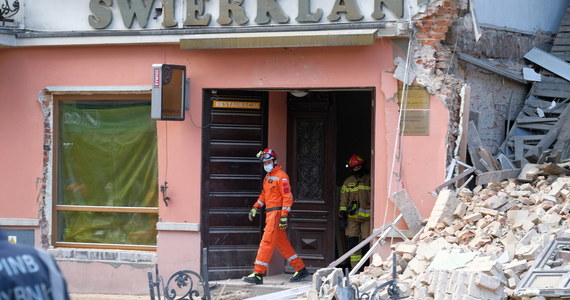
[338,154,371,269]
[0,227,70,300]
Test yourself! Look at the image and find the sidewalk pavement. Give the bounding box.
[70,272,312,300]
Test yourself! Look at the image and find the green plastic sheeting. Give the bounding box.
[57,101,158,245]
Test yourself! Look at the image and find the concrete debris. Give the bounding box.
[457,52,527,84]
[523,68,541,82]
[291,165,570,300]
[393,57,416,86]
[524,48,570,83]
[426,189,460,229]
[393,189,424,235]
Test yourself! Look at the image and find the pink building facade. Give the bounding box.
[0,0,448,295]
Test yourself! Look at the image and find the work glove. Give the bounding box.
[248,208,258,222]
[279,217,288,230]
[338,210,348,228]
[348,201,359,216]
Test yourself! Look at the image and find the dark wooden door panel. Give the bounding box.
[212,111,262,125]
[289,217,330,260]
[287,93,336,273]
[207,194,259,209]
[208,229,260,246]
[202,90,267,280]
[209,126,262,141]
[209,178,260,191]
[209,161,260,174]
[208,205,261,227]
[208,245,259,279]
[210,142,261,157]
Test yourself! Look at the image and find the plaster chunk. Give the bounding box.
[428,250,478,271]
[507,210,529,228]
[454,202,468,217]
[503,259,529,275]
[541,213,562,225]
[549,181,568,198]
[484,195,508,210]
[408,257,430,274]
[474,207,499,217]
[463,212,483,223]
[396,242,418,256]
[418,238,452,260]
[476,273,501,291]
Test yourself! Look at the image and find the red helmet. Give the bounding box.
[346,154,365,168]
[257,148,278,161]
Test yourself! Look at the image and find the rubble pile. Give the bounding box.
[317,163,570,300]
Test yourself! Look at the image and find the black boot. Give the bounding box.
[289,268,310,282]
[242,272,263,284]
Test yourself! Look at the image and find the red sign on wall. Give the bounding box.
[153,68,161,87]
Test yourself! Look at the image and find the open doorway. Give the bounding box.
[334,91,372,270]
[286,90,372,273]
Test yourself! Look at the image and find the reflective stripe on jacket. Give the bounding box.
[253,164,293,217]
[339,173,371,220]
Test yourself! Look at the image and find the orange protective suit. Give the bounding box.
[251,164,305,274]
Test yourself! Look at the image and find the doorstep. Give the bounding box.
[209,272,312,299]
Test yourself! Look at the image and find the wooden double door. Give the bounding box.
[201,90,337,280]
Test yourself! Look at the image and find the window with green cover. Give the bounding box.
[55,98,158,249]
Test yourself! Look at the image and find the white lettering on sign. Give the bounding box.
[213,101,261,110]
[154,67,160,87]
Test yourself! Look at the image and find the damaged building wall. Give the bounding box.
[410,0,564,165]
[449,14,555,156]
[37,90,53,249]
[411,0,467,164]
[454,64,527,155]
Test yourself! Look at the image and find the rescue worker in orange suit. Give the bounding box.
[242,148,310,284]
[338,154,371,269]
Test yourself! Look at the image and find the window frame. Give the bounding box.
[52,93,158,251]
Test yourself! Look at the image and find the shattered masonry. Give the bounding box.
[312,163,570,299]
[37,89,53,250]
[411,0,464,164]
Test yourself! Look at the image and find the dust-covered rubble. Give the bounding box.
[309,165,570,300]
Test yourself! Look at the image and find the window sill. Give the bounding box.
[47,248,156,265]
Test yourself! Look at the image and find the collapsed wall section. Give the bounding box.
[410,0,555,163]
[450,12,555,156]
[411,0,466,163]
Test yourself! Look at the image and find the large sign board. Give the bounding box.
[88,0,407,30]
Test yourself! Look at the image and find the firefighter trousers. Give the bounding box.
[345,218,370,268]
[253,213,305,274]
